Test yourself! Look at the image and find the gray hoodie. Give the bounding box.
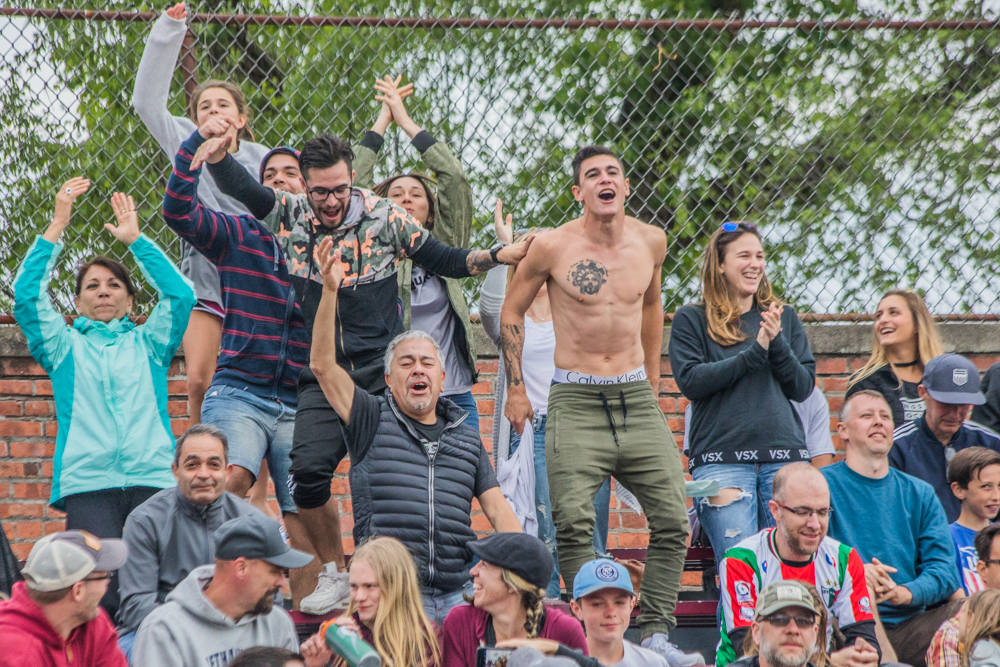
[117,487,262,633]
[972,639,1000,667]
[132,11,270,304]
[132,564,298,667]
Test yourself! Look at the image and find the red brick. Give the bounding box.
[660,358,672,376]
[616,532,650,548]
[11,543,31,560]
[330,479,350,496]
[477,400,495,415]
[167,401,188,417]
[170,419,190,436]
[471,513,493,532]
[850,357,867,372]
[34,381,53,396]
[23,401,51,416]
[667,418,684,433]
[621,513,648,529]
[0,380,33,396]
[472,381,492,394]
[677,397,690,411]
[13,483,50,499]
[476,360,499,374]
[44,422,58,437]
[341,537,355,553]
[0,463,24,477]
[0,421,42,436]
[827,397,844,412]
[2,359,46,376]
[47,507,66,519]
[471,497,482,512]
[606,513,621,529]
[971,356,1000,370]
[339,499,353,515]
[0,483,8,498]
[168,381,188,395]
[335,459,351,474]
[657,398,676,413]
[0,443,6,457]
[1,523,12,539]
[0,503,43,519]
[0,401,22,416]
[815,358,847,374]
[10,441,55,458]
[168,359,183,375]
[340,516,355,533]
[15,521,42,539]
[658,378,680,394]
[480,418,493,435]
[43,520,66,535]
[823,377,850,393]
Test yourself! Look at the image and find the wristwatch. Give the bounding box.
[490,243,509,265]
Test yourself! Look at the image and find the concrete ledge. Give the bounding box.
[4,322,1000,361]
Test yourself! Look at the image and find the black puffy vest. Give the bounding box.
[350,391,483,593]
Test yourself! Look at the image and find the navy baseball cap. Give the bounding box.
[921,353,985,405]
[259,146,300,182]
[215,513,313,569]
[573,559,634,600]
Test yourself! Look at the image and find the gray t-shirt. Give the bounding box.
[611,642,668,667]
[411,266,473,396]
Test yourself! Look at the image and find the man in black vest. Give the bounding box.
[308,237,522,623]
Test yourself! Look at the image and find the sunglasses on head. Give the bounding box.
[721,221,757,233]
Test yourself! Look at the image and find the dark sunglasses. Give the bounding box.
[721,221,757,233]
[82,573,114,583]
[763,612,816,629]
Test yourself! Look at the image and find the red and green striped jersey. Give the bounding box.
[716,527,873,666]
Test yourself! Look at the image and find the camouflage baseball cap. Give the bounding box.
[755,580,819,620]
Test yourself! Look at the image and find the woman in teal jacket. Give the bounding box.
[13,178,195,616]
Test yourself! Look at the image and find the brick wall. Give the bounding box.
[2,323,998,561]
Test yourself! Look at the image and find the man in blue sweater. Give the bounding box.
[822,389,960,667]
[890,353,1000,522]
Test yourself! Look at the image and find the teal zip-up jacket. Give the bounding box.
[13,235,196,510]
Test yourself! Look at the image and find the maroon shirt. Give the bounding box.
[441,604,588,667]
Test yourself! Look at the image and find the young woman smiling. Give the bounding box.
[668,222,816,560]
[846,290,943,427]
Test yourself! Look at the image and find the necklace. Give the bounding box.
[892,359,921,368]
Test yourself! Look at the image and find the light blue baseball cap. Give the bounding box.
[573,559,635,600]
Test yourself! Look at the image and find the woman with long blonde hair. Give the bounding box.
[846,290,943,427]
[302,537,441,667]
[668,222,816,559]
[959,589,1000,667]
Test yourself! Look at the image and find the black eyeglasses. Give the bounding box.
[307,183,352,203]
[81,573,114,583]
[721,221,757,233]
[774,501,833,519]
[763,613,817,629]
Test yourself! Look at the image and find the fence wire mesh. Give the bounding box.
[2,2,1000,320]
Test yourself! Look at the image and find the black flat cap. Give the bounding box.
[467,533,554,590]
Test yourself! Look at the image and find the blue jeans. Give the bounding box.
[444,390,480,436]
[511,414,611,598]
[420,586,468,625]
[118,630,136,663]
[201,384,297,513]
[691,462,787,561]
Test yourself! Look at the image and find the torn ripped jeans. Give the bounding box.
[691,462,788,561]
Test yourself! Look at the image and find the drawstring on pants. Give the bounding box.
[600,391,629,446]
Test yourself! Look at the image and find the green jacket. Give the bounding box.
[354,130,478,383]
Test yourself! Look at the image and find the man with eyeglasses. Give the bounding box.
[0,531,129,666]
[822,390,960,667]
[890,353,1000,523]
[726,580,823,667]
[717,462,879,667]
[179,128,531,615]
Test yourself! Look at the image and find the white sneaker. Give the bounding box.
[641,633,705,667]
[299,562,350,615]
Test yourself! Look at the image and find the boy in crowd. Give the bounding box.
[946,447,1000,595]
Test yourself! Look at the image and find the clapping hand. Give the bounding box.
[190,135,234,170]
[756,301,783,349]
[317,236,346,291]
[106,193,141,246]
[494,198,514,244]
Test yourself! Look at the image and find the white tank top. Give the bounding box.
[522,316,556,415]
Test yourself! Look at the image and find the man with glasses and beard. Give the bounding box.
[717,463,880,667]
[132,513,320,667]
[726,581,824,667]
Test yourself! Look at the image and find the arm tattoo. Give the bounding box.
[568,259,608,295]
[466,249,499,276]
[499,322,525,388]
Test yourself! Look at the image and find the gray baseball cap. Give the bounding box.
[21,530,128,592]
[921,353,986,405]
[214,513,313,569]
[755,580,819,619]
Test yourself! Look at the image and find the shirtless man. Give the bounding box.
[500,146,692,665]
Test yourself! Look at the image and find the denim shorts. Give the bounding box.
[201,384,297,513]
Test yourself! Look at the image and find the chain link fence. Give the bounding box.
[2,2,1000,320]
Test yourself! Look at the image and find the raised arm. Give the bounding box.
[308,237,356,422]
[110,193,196,367]
[205,150,276,220]
[641,227,667,393]
[13,177,91,374]
[353,74,411,189]
[479,200,515,345]
[500,234,552,434]
[131,3,193,155]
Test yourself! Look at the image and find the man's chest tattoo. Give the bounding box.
[567,259,608,295]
